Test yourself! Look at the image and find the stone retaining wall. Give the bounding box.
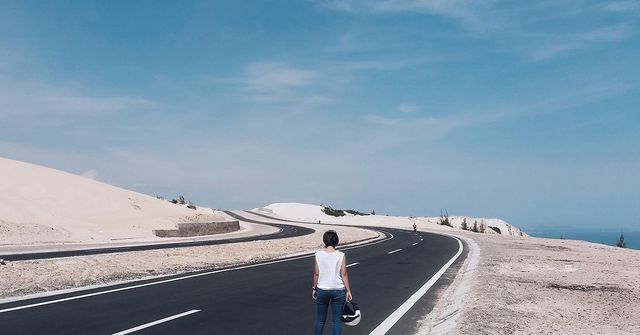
[153,221,240,238]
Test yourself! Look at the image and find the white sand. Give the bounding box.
[260,202,526,237]
[0,156,225,245]
[420,232,640,334]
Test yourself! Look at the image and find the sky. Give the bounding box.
[0,0,638,232]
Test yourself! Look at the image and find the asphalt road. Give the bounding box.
[0,214,463,334]
[0,211,314,261]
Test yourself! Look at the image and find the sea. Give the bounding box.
[527,230,640,250]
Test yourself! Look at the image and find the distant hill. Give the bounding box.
[257,202,527,237]
[0,157,221,245]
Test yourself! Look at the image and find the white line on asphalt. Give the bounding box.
[369,236,464,335]
[387,249,402,254]
[412,242,418,246]
[112,309,201,335]
[346,262,359,268]
[0,230,395,313]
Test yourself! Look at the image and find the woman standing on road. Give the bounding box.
[312,230,353,335]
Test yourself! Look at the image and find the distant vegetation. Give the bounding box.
[322,206,346,217]
[616,232,627,248]
[321,206,371,217]
[470,220,486,233]
[437,210,452,227]
[461,218,469,231]
[157,194,197,210]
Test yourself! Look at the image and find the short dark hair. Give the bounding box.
[323,230,339,247]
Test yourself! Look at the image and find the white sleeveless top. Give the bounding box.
[315,250,345,290]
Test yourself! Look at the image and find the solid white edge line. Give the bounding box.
[387,249,402,254]
[369,237,464,335]
[112,309,201,335]
[0,230,395,313]
[346,262,359,268]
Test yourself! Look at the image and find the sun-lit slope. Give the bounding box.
[0,156,220,245]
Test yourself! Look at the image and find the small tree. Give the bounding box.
[178,195,186,205]
[461,218,468,231]
[616,232,627,248]
[371,210,376,215]
[478,220,486,233]
[438,210,452,227]
[471,220,479,233]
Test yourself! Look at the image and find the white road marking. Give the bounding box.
[369,236,464,335]
[387,249,402,254]
[412,242,418,246]
[112,309,201,335]
[346,262,359,268]
[0,230,395,313]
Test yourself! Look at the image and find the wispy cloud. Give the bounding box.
[528,24,633,61]
[361,77,633,147]
[604,0,640,12]
[318,0,496,32]
[244,62,315,92]
[319,1,636,61]
[0,76,153,119]
[234,61,332,106]
[396,103,418,113]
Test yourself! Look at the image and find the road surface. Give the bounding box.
[0,213,464,334]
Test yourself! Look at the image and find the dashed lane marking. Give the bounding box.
[387,249,402,254]
[412,242,418,246]
[112,309,201,335]
[346,262,359,268]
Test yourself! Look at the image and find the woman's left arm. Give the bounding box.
[312,259,319,300]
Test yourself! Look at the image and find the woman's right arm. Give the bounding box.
[341,255,353,302]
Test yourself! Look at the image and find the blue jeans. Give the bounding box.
[314,289,346,335]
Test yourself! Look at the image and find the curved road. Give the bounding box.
[0,212,465,334]
[0,211,314,261]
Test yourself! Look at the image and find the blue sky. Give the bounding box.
[1,0,638,231]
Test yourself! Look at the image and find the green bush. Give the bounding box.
[471,220,479,232]
[322,206,346,217]
[438,210,452,227]
[461,218,469,231]
[616,233,627,248]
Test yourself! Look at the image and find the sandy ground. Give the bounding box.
[0,156,227,245]
[0,222,378,301]
[419,231,640,335]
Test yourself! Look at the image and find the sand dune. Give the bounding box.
[0,157,222,245]
[258,202,527,237]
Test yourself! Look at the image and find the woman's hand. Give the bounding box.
[312,289,317,300]
[346,290,352,302]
